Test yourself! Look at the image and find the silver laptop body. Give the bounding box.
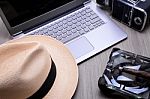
[0,0,127,63]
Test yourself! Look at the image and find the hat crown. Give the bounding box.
[0,41,51,99]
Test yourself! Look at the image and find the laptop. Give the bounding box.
[0,0,127,63]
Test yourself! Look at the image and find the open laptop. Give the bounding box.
[0,0,127,63]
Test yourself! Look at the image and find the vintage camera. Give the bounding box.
[96,0,150,31]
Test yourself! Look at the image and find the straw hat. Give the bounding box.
[0,35,78,99]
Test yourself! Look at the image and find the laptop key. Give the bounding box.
[47,30,53,35]
[67,22,72,26]
[56,31,62,36]
[89,25,95,30]
[66,26,72,31]
[81,15,87,19]
[61,33,80,43]
[48,26,53,31]
[76,27,82,31]
[86,22,91,26]
[86,13,91,17]
[63,24,68,28]
[67,17,72,22]
[58,22,63,26]
[53,24,58,29]
[91,17,101,24]
[76,22,81,26]
[56,36,62,41]
[58,26,63,31]
[62,33,68,38]
[81,11,86,15]
[71,24,76,29]
[72,20,77,24]
[83,27,90,32]
[76,12,82,18]
[51,34,57,38]
[77,17,82,21]
[81,20,86,24]
[67,31,72,36]
[71,29,77,33]
[90,14,99,20]
[62,29,67,34]
[53,29,58,33]
[71,15,77,20]
[79,30,86,35]
[90,11,95,15]
[85,7,92,13]
[81,24,86,29]
[63,19,67,24]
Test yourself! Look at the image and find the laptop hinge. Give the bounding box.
[84,0,91,5]
[13,31,23,37]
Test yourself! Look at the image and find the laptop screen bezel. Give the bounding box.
[0,0,87,36]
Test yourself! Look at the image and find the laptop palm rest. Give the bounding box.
[66,37,94,58]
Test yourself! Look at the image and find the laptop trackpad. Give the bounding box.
[66,37,94,58]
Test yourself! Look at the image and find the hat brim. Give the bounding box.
[7,35,78,99]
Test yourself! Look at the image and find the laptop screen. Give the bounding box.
[0,0,86,35]
[0,0,74,27]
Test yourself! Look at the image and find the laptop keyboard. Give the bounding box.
[30,7,105,43]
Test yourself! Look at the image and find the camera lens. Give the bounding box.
[134,17,142,25]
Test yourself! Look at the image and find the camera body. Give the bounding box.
[96,0,150,31]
